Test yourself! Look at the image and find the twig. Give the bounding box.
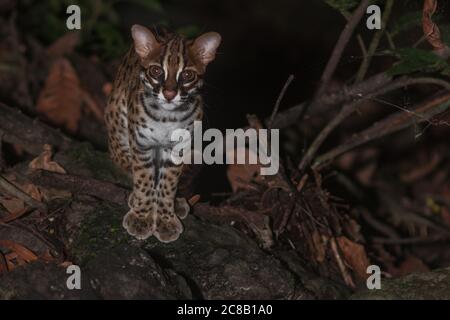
[0,175,47,213]
[313,91,450,167]
[269,72,393,128]
[355,0,394,82]
[340,9,368,62]
[299,76,450,171]
[81,88,104,122]
[385,31,396,51]
[360,208,400,240]
[330,237,355,288]
[268,74,294,130]
[314,0,371,99]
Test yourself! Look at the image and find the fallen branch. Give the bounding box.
[313,91,450,168]
[269,72,392,128]
[0,175,47,213]
[27,170,129,205]
[0,102,72,155]
[299,77,450,171]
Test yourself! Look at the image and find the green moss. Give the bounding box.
[63,142,131,187]
[0,288,17,300]
[71,201,130,265]
[351,268,450,299]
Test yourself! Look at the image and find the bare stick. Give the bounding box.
[355,0,394,82]
[314,0,371,99]
[268,74,294,130]
[269,72,393,128]
[339,9,368,71]
[313,91,450,167]
[0,175,47,213]
[299,76,450,171]
[330,237,355,288]
[27,170,129,205]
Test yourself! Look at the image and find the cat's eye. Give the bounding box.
[149,65,163,78]
[180,70,195,82]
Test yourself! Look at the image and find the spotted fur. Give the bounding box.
[105,25,221,242]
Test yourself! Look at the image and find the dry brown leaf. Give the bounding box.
[46,31,80,58]
[37,58,83,133]
[336,236,370,281]
[356,162,377,186]
[0,251,8,273]
[5,252,17,270]
[0,173,42,217]
[0,240,38,264]
[40,187,72,202]
[82,88,104,122]
[60,261,74,268]
[226,147,263,192]
[22,183,44,202]
[311,230,326,263]
[396,255,430,276]
[102,82,113,96]
[29,144,66,174]
[400,153,441,183]
[188,194,201,206]
[0,196,25,214]
[0,207,28,223]
[423,0,449,55]
[441,207,450,228]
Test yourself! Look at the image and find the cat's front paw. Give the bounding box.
[153,212,183,243]
[122,209,154,240]
[127,191,141,208]
[175,197,190,220]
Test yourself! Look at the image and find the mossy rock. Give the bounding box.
[351,267,450,299]
[57,142,131,187]
[70,201,129,265]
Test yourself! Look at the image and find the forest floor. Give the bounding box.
[1,1,450,299]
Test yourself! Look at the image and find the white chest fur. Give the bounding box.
[135,119,190,147]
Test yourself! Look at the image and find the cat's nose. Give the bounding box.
[163,89,177,102]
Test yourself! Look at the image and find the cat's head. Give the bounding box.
[131,24,221,111]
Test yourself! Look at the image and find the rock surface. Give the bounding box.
[351,267,450,299]
[0,195,349,300]
[70,200,300,299]
[0,143,350,300]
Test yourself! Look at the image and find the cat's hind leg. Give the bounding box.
[175,197,190,219]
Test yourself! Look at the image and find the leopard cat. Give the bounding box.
[105,25,221,242]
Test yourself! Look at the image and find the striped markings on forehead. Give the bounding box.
[162,38,185,81]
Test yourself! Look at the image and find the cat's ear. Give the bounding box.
[191,32,221,68]
[131,24,159,59]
